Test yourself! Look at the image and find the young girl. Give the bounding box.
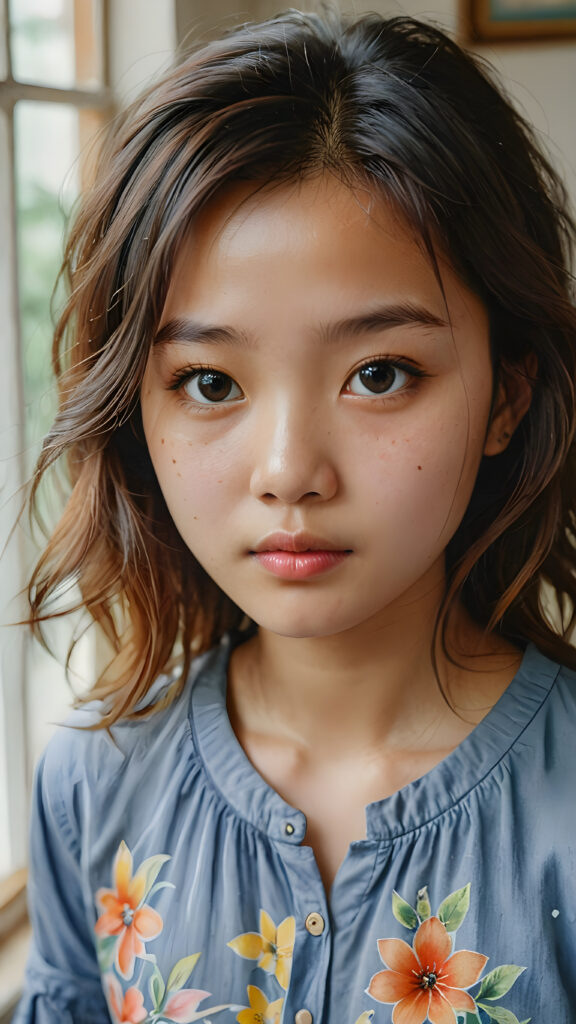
[15,9,576,1024]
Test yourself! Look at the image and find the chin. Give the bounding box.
[248,608,369,640]
[251,619,330,639]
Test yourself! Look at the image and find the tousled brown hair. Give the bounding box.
[28,10,576,725]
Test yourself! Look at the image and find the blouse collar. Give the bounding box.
[189,635,561,841]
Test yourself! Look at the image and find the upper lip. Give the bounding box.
[252,531,349,553]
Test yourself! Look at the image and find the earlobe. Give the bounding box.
[483,361,535,457]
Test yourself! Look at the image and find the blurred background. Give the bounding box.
[0,0,574,1016]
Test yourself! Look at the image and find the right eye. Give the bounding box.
[181,369,243,404]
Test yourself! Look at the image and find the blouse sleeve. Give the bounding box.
[12,746,111,1024]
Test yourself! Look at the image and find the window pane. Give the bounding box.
[0,0,8,80]
[0,105,28,882]
[14,99,80,816]
[14,100,101,785]
[10,0,103,89]
[14,100,79,457]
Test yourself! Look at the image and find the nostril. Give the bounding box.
[250,457,338,504]
[260,490,323,502]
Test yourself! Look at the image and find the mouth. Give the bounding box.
[250,532,352,580]
[252,531,350,554]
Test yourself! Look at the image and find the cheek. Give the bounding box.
[148,430,242,532]
[365,417,484,533]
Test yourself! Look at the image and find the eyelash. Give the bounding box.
[167,357,429,406]
[345,357,428,399]
[168,363,242,404]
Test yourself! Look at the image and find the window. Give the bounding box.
[0,0,110,883]
[0,3,110,1013]
[0,1,177,1012]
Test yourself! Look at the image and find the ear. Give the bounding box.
[483,358,536,457]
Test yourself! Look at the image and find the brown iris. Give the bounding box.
[195,370,235,401]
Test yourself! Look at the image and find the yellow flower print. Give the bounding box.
[236,985,284,1024]
[228,910,295,990]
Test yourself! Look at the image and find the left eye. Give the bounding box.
[183,370,243,404]
[345,361,410,397]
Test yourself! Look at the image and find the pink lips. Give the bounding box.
[251,532,351,580]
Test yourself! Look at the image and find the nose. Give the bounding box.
[249,398,339,504]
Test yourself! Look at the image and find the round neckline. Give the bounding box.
[188,636,561,842]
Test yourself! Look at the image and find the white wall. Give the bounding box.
[108,0,177,100]
[480,41,576,205]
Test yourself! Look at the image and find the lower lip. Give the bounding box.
[252,550,350,580]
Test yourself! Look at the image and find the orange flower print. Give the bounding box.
[95,840,168,979]
[106,975,147,1024]
[368,916,487,1024]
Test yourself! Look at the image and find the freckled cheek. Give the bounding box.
[365,429,476,522]
[151,439,241,519]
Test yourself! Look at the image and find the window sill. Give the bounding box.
[0,870,27,943]
[0,918,30,1022]
[0,871,30,1021]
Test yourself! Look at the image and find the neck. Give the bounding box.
[228,595,521,761]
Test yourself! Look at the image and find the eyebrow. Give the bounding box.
[153,302,449,348]
[154,319,251,348]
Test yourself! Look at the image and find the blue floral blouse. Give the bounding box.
[13,635,576,1024]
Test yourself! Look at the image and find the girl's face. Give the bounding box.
[141,176,498,639]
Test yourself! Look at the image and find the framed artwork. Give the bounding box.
[467,0,576,40]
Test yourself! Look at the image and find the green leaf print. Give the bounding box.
[136,853,171,902]
[477,1004,531,1024]
[437,882,470,931]
[477,965,526,1001]
[416,885,431,921]
[392,890,419,930]
[166,952,202,992]
[147,880,176,901]
[149,965,166,1010]
[96,934,117,972]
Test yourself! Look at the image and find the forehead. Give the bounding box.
[174,176,417,271]
[161,174,487,341]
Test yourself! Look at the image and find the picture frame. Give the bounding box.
[466,0,576,40]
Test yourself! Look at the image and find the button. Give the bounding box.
[284,822,295,835]
[294,1011,313,1024]
[305,911,325,936]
